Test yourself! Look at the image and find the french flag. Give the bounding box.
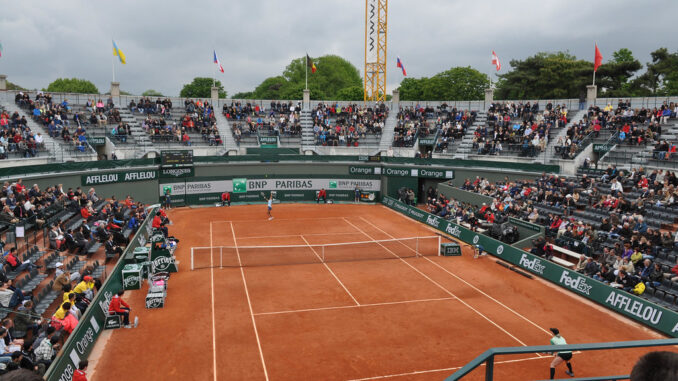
[396,56,407,76]
[213,50,224,73]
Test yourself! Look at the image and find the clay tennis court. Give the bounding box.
[91,204,667,380]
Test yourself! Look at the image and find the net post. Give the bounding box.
[438,235,442,256]
[191,247,194,270]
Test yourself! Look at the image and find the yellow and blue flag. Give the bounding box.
[112,40,126,64]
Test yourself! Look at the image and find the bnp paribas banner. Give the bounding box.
[381,196,678,337]
[160,178,380,204]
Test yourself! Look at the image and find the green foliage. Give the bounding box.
[6,81,26,91]
[231,91,254,99]
[399,67,488,101]
[45,78,99,94]
[335,86,365,101]
[239,55,362,100]
[179,77,227,98]
[612,48,635,64]
[632,48,678,96]
[142,89,164,97]
[496,52,594,99]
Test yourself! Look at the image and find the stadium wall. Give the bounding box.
[381,196,678,338]
[0,156,557,205]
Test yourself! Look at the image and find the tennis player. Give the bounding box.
[548,328,574,379]
[267,193,274,220]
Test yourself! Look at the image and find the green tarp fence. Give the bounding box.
[381,196,678,337]
[44,206,159,381]
[0,155,560,179]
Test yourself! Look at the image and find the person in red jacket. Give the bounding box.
[108,290,137,328]
[221,191,231,207]
[316,188,327,204]
[73,360,89,381]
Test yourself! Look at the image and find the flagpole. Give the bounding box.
[112,51,115,83]
[305,55,308,90]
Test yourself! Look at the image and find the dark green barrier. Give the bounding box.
[0,155,559,179]
[0,158,158,179]
[381,196,678,337]
[45,207,159,381]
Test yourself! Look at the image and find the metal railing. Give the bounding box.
[444,338,678,380]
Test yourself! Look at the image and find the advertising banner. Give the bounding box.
[82,170,158,186]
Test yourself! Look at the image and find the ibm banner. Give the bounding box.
[381,196,678,337]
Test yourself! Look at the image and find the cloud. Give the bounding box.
[0,0,675,97]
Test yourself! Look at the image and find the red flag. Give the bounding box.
[396,56,407,76]
[594,44,603,72]
[491,51,501,71]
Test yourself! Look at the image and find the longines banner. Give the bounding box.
[381,196,678,337]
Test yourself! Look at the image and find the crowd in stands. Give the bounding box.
[136,98,221,146]
[228,103,302,144]
[225,101,302,144]
[585,100,677,161]
[0,107,41,159]
[394,105,475,149]
[0,179,155,376]
[428,169,678,309]
[14,92,118,153]
[312,103,386,146]
[473,102,567,157]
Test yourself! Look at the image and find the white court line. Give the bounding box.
[367,211,553,337]
[341,217,531,349]
[209,222,218,381]
[236,232,365,240]
[211,217,347,223]
[344,355,545,381]
[300,234,361,306]
[254,297,456,316]
[231,222,270,381]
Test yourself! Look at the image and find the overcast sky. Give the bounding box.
[1,0,676,97]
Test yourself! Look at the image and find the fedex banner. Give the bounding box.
[381,196,678,337]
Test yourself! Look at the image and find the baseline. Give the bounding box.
[344,355,545,381]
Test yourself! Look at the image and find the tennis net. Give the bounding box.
[190,236,441,269]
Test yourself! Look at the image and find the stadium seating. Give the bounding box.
[444,169,678,312]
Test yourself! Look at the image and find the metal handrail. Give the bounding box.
[445,338,678,380]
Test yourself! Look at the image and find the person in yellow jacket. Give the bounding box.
[53,301,70,320]
[62,284,75,304]
[73,276,94,300]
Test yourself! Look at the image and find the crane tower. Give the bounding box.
[364,0,388,102]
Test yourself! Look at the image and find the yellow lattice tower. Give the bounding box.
[364,0,388,102]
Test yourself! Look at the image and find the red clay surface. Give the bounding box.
[92,204,668,381]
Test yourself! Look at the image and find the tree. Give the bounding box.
[231,91,254,99]
[399,67,488,101]
[142,89,164,97]
[496,52,592,99]
[597,49,642,97]
[179,77,227,98]
[632,48,678,96]
[45,78,99,94]
[240,55,362,100]
[6,81,26,91]
[335,86,365,101]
